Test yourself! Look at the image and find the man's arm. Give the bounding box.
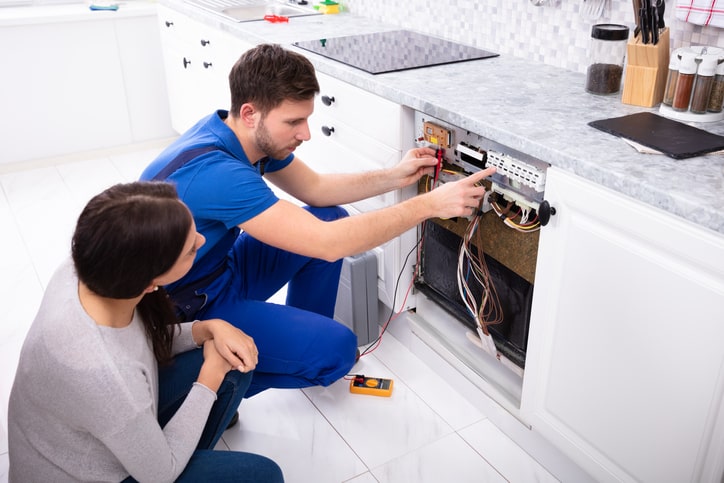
[241,167,495,262]
[265,147,439,207]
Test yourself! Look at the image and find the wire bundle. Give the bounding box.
[457,212,503,356]
[491,199,541,232]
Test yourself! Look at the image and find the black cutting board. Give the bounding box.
[588,112,724,159]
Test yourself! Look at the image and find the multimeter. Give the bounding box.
[349,375,394,397]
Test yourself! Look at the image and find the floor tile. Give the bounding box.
[369,329,487,431]
[459,419,559,483]
[110,145,170,181]
[370,432,506,483]
[0,452,7,483]
[223,388,367,483]
[1,167,77,287]
[56,157,125,208]
[303,353,454,469]
[344,471,378,483]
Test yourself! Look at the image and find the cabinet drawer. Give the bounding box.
[299,115,401,212]
[315,72,406,150]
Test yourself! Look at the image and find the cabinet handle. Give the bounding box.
[200,39,210,47]
[203,61,213,69]
[321,126,335,136]
[183,57,191,69]
[321,95,335,106]
[165,20,174,27]
[538,200,557,226]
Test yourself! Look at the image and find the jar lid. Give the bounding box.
[678,52,700,75]
[698,54,719,76]
[591,24,629,41]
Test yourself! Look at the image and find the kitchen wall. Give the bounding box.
[342,0,724,74]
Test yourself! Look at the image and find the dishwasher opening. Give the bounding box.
[412,111,551,376]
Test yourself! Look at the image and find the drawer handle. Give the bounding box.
[200,39,210,47]
[321,126,335,137]
[203,61,213,69]
[165,20,174,27]
[321,95,335,106]
[183,57,191,69]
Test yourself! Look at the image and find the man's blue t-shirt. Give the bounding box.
[140,110,293,288]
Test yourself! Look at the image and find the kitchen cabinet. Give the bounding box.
[520,167,724,483]
[157,5,252,133]
[0,6,172,165]
[294,72,417,310]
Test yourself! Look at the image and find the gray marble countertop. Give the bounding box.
[164,0,724,236]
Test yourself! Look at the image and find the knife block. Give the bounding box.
[622,28,670,107]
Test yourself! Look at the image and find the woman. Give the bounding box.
[8,182,283,483]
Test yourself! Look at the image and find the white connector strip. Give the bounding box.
[487,150,546,192]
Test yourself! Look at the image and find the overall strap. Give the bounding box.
[151,145,221,181]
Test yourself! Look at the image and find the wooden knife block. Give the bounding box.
[622,28,670,107]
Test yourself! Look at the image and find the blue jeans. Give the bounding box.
[121,348,283,483]
[193,206,358,397]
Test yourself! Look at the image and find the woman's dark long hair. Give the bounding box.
[72,182,192,364]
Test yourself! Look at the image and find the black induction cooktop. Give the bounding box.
[293,30,498,74]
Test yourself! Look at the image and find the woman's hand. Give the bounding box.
[197,340,233,392]
[192,319,259,373]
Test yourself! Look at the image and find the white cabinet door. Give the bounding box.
[157,6,252,133]
[0,19,130,164]
[520,167,724,483]
[115,15,175,142]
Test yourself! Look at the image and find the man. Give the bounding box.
[141,43,494,397]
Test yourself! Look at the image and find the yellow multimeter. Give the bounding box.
[349,375,394,397]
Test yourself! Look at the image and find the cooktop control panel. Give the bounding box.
[414,111,550,212]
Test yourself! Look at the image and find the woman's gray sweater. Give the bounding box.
[8,259,216,482]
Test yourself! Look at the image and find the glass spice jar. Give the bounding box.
[690,54,718,114]
[585,24,629,95]
[663,49,683,106]
[671,52,700,112]
[707,59,724,113]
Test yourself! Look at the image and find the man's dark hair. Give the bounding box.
[229,43,320,117]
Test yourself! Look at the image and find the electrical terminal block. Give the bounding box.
[491,182,540,212]
[486,150,546,193]
[423,121,452,148]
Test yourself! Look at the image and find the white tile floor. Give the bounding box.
[0,141,559,483]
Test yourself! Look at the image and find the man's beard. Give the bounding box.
[256,117,300,160]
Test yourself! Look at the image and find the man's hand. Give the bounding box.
[390,147,439,188]
[423,166,497,219]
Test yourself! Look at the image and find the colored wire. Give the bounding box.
[491,200,541,233]
[456,210,503,340]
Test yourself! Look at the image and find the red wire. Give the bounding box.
[357,231,424,359]
[358,272,416,357]
[432,146,442,187]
